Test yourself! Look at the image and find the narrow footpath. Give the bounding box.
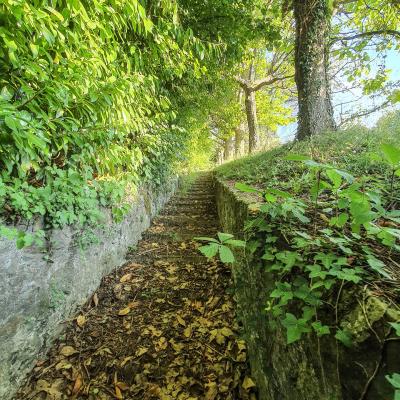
[15,174,256,400]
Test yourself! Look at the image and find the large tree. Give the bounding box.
[293,0,336,140]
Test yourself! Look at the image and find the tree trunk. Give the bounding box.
[223,137,235,161]
[234,127,244,158]
[245,57,260,154]
[216,147,224,165]
[294,0,336,140]
[245,88,260,153]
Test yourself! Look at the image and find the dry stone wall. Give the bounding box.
[0,179,177,400]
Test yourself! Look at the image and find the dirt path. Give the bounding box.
[15,174,256,400]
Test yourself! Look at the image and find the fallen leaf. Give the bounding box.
[176,315,186,327]
[116,381,130,391]
[136,347,149,357]
[183,325,192,338]
[220,327,234,337]
[209,329,225,345]
[76,315,86,327]
[120,273,132,283]
[72,374,82,395]
[170,340,184,353]
[242,376,256,390]
[205,381,218,400]
[35,379,63,400]
[148,325,162,337]
[121,356,133,367]
[115,385,123,399]
[60,346,78,357]
[118,306,131,316]
[55,361,72,370]
[155,337,168,351]
[92,293,99,307]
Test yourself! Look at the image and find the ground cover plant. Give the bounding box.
[213,113,400,396]
[216,113,400,341]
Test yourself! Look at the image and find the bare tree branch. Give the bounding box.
[332,29,400,44]
[234,75,294,92]
[338,99,391,127]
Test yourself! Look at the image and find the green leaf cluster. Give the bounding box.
[195,232,246,264]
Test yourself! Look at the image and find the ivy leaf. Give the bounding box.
[312,321,330,337]
[264,192,277,202]
[282,313,311,344]
[367,255,392,279]
[199,244,219,259]
[219,245,235,264]
[389,322,400,337]
[217,232,234,243]
[335,329,353,348]
[225,239,246,248]
[386,373,400,390]
[268,188,292,198]
[194,236,219,243]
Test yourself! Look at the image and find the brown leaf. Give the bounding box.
[121,356,133,367]
[60,346,78,357]
[115,385,123,399]
[242,376,256,390]
[116,381,130,391]
[55,361,72,371]
[205,381,218,400]
[176,315,186,327]
[92,293,99,307]
[72,374,83,395]
[135,347,148,357]
[120,273,132,283]
[35,379,63,400]
[76,315,86,327]
[183,325,192,338]
[128,301,140,308]
[118,306,131,316]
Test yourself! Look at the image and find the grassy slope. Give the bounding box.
[215,112,400,315]
[216,118,400,191]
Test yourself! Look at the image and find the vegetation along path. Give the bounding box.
[15,174,256,400]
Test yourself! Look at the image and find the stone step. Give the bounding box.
[154,215,217,228]
[142,231,216,242]
[173,194,215,201]
[162,209,218,218]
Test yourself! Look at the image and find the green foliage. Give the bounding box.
[217,115,400,345]
[195,232,246,264]
[332,0,400,107]
[390,322,400,337]
[0,0,267,246]
[386,373,400,400]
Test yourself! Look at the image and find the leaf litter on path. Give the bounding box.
[14,175,257,400]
